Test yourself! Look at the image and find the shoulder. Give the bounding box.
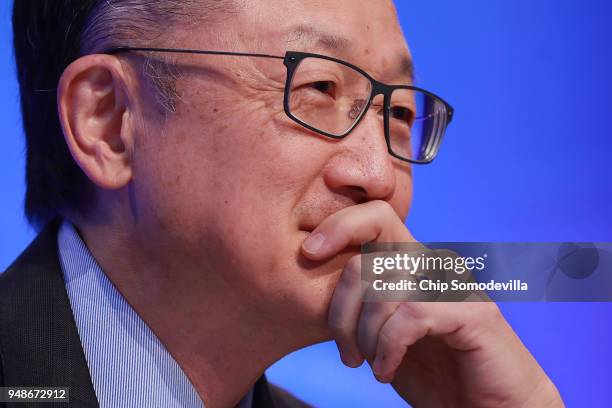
[0,222,63,384]
[0,221,98,405]
[0,221,61,322]
[0,222,61,326]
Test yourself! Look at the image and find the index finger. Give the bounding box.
[301,200,415,261]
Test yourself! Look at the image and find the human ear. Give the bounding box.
[57,54,134,190]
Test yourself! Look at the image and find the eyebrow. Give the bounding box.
[398,55,415,83]
[284,24,414,82]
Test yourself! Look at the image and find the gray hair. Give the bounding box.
[80,0,236,112]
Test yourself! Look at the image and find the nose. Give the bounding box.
[322,108,396,202]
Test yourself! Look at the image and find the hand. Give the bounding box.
[301,200,563,408]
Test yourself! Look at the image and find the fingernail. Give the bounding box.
[303,232,325,254]
[373,356,392,383]
[345,351,364,368]
[376,374,392,384]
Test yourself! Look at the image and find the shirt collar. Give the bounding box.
[59,221,237,407]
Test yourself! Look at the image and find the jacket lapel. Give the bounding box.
[0,221,99,406]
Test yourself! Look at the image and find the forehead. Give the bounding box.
[225,0,412,81]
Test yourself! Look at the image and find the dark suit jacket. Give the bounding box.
[0,222,311,408]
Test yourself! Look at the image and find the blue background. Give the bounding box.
[1,1,611,407]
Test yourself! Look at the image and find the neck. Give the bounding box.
[75,218,323,408]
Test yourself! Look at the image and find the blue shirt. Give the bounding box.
[58,221,253,408]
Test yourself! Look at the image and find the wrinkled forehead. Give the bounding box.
[229,0,412,83]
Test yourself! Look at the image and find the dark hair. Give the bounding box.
[13,1,99,229]
[12,0,227,229]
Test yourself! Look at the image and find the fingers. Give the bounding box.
[301,200,414,261]
[307,199,422,375]
[371,302,498,383]
[326,253,408,369]
[371,302,442,383]
[328,255,369,367]
[357,300,401,361]
[329,254,404,371]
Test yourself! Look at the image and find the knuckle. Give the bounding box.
[378,324,400,350]
[328,313,352,335]
[470,302,503,328]
[341,255,363,285]
[377,332,394,354]
[327,305,353,336]
[329,322,352,344]
[397,302,428,321]
[370,199,393,214]
[362,300,394,320]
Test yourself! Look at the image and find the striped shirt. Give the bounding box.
[58,221,253,408]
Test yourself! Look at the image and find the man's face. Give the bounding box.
[130,0,413,337]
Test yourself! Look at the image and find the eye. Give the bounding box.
[390,106,415,125]
[310,80,336,97]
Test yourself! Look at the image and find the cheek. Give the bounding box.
[130,90,312,251]
[131,88,340,301]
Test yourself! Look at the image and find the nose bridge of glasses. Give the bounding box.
[361,81,391,120]
[335,79,390,148]
[352,80,389,124]
[348,96,389,148]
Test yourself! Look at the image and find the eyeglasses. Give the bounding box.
[104,47,454,164]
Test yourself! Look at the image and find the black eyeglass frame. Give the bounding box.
[104,46,454,164]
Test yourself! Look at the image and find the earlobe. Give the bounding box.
[58,54,133,190]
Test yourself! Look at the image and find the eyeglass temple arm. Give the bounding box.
[102,46,285,60]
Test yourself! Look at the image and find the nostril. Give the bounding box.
[353,185,367,196]
[324,185,369,206]
[345,185,368,204]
